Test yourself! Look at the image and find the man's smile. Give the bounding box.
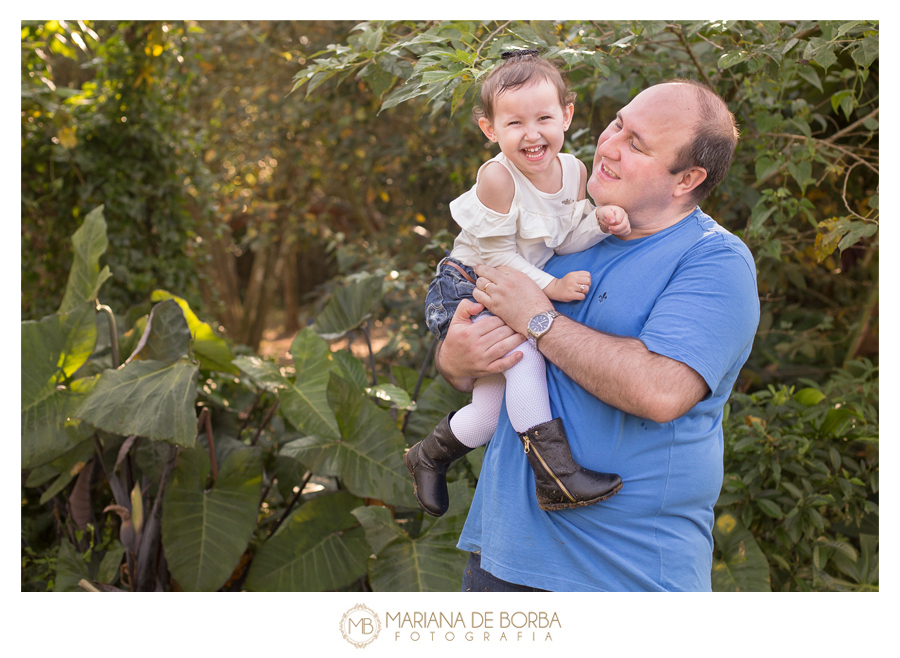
[600,161,620,180]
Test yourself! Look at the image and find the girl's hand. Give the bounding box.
[596,205,631,237]
[543,271,592,302]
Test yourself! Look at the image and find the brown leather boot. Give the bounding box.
[404,413,473,517]
[518,418,623,511]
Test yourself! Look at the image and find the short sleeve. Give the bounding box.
[639,241,759,394]
[449,188,518,238]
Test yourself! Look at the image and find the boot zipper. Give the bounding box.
[522,436,576,503]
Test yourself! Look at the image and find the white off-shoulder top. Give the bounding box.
[448,152,610,290]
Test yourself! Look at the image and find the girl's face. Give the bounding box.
[478,77,574,186]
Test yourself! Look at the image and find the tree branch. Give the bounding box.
[768,133,879,175]
[251,399,280,446]
[401,336,437,434]
[361,323,378,386]
[841,161,876,222]
[201,407,217,482]
[267,471,312,537]
[829,108,879,143]
[670,26,715,89]
[474,21,511,60]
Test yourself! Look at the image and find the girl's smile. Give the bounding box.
[478,77,574,193]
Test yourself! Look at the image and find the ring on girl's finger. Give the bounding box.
[579,284,585,292]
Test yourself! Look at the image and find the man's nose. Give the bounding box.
[598,131,621,159]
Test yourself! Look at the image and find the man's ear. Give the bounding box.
[673,166,707,199]
[478,117,497,142]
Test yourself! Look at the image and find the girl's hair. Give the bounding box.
[473,51,576,124]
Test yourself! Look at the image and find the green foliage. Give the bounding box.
[312,274,386,340]
[717,359,878,591]
[355,481,473,591]
[281,374,416,506]
[161,445,262,592]
[75,296,200,447]
[21,302,98,469]
[22,209,470,592]
[244,492,369,592]
[268,328,343,439]
[711,514,772,591]
[22,21,201,320]
[53,539,92,592]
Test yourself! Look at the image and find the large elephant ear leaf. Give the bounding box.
[54,539,92,592]
[161,446,262,592]
[75,359,199,447]
[244,491,369,592]
[352,480,473,591]
[126,299,191,365]
[22,301,97,402]
[311,274,384,340]
[280,373,415,505]
[151,290,239,375]
[712,512,772,592]
[278,327,341,439]
[402,374,471,443]
[233,356,290,392]
[21,302,98,469]
[57,205,112,315]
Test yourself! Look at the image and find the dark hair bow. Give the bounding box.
[501,49,540,60]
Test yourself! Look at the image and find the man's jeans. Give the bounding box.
[461,552,548,592]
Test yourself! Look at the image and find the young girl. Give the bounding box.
[405,50,630,517]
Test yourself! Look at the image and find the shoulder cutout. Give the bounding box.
[475,161,515,214]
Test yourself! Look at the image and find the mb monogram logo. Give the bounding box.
[340,604,382,648]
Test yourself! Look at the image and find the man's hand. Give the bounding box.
[435,299,526,393]
[473,264,553,335]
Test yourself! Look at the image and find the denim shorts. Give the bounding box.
[425,256,482,340]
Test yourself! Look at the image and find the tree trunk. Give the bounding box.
[282,241,300,335]
[240,219,295,350]
[197,221,244,338]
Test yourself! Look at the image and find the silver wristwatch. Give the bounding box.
[527,310,561,341]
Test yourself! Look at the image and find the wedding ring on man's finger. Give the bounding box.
[483,281,492,293]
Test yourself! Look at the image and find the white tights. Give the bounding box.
[449,315,552,448]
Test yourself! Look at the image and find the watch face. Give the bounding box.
[529,313,551,334]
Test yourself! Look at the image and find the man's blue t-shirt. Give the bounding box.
[457,207,760,591]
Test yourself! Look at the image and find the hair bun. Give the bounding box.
[501,49,540,60]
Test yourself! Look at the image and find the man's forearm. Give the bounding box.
[536,316,709,423]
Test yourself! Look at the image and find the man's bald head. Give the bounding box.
[664,79,739,204]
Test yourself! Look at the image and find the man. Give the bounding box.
[437,79,760,591]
